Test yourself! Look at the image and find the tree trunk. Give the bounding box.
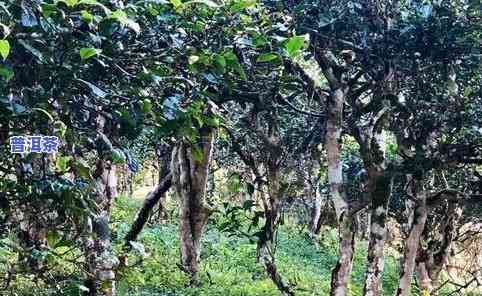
[428,200,461,284]
[330,214,356,296]
[326,87,356,296]
[309,188,322,237]
[85,159,118,296]
[152,144,172,223]
[414,197,462,293]
[363,168,392,296]
[128,169,134,197]
[415,257,433,293]
[257,159,294,296]
[123,172,172,249]
[326,88,348,220]
[172,127,215,284]
[396,183,428,296]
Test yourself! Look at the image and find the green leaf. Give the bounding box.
[56,0,78,7]
[53,120,67,138]
[111,148,126,164]
[285,35,307,57]
[77,0,100,5]
[32,107,54,122]
[256,52,278,63]
[79,47,101,60]
[192,145,204,162]
[54,238,72,249]
[108,10,140,33]
[0,64,13,81]
[214,54,226,73]
[81,10,94,23]
[46,231,59,247]
[188,55,199,64]
[224,51,247,80]
[253,35,269,48]
[184,0,222,8]
[170,0,184,9]
[78,0,111,14]
[56,156,72,172]
[224,51,238,66]
[42,4,58,18]
[205,116,220,127]
[230,0,256,12]
[0,39,10,60]
[242,200,255,210]
[72,159,91,179]
[235,64,247,80]
[141,99,152,113]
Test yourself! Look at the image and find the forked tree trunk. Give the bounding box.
[171,127,215,284]
[363,167,392,296]
[257,160,294,296]
[396,179,428,296]
[415,198,462,292]
[326,87,356,296]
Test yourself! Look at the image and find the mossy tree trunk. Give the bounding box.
[355,115,392,296]
[362,165,392,296]
[326,87,357,296]
[171,127,215,284]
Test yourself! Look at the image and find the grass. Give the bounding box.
[111,196,401,296]
[1,195,476,295]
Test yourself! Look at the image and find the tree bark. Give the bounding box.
[429,200,461,283]
[415,256,433,293]
[257,155,295,296]
[84,112,119,296]
[85,159,119,296]
[326,87,357,296]
[123,172,172,250]
[363,167,392,296]
[309,187,322,237]
[415,198,462,292]
[172,127,215,284]
[330,213,356,296]
[154,144,172,223]
[396,179,428,296]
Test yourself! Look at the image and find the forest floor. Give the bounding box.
[111,196,401,296]
[3,195,464,296]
